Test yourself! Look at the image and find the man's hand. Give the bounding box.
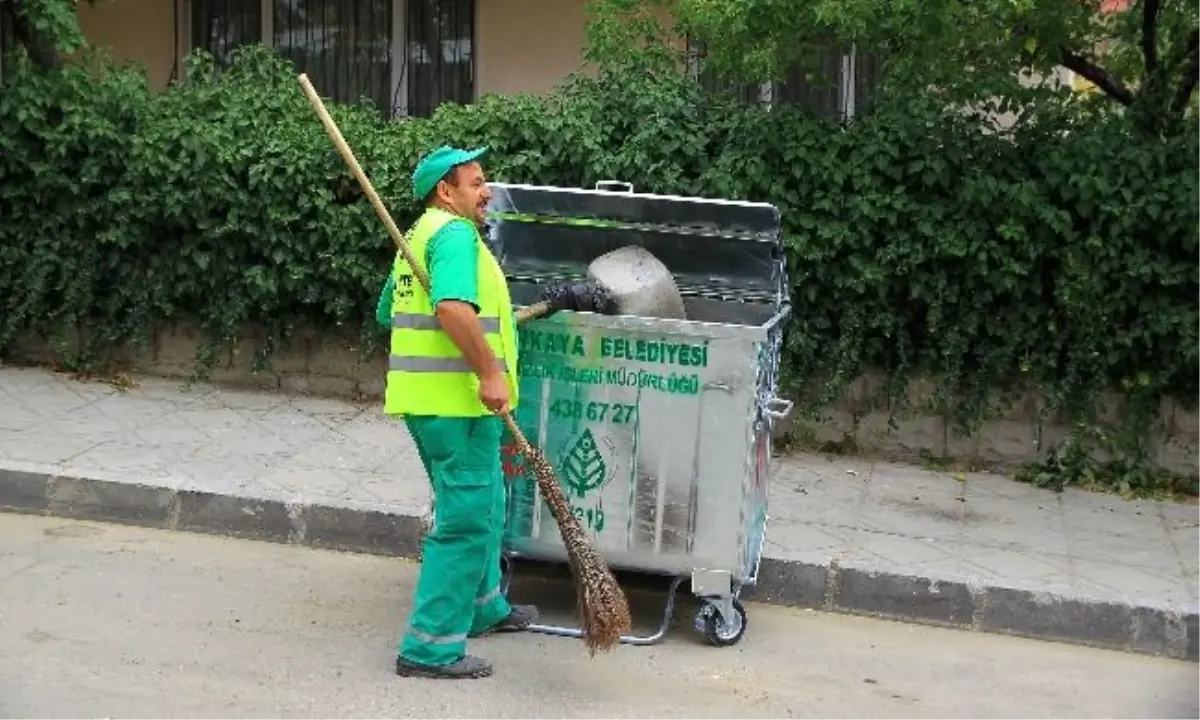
[478,367,510,415]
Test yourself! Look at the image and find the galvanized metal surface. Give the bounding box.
[486,182,791,591]
[484,182,785,305]
[586,244,688,320]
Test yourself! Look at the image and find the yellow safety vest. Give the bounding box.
[384,207,520,418]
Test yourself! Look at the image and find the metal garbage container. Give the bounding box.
[487,180,793,648]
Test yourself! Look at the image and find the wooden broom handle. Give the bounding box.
[297,74,429,293]
[500,412,534,451]
[300,73,553,328]
[514,301,552,323]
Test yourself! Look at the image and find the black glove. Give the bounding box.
[535,280,619,316]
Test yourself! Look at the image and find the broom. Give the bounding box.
[296,74,632,655]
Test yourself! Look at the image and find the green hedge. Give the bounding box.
[1,46,1196,492]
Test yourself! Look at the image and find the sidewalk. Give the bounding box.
[1,364,1196,660]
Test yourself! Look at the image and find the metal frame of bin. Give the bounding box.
[486,180,793,648]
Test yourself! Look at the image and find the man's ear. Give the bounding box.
[434,179,452,203]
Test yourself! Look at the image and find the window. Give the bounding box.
[191,0,263,67]
[772,40,847,119]
[686,37,770,106]
[687,36,886,123]
[183,0,475,118]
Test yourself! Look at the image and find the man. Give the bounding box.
[379,145,589,680]
[377,144,531,680]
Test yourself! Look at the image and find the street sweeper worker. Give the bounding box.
[377,145,597,680]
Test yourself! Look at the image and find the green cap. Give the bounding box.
[412,145,488,200]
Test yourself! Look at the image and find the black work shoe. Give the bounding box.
[470,604,539,638]
[395,654,493,679]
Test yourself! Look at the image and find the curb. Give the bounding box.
[2,467,1196,663]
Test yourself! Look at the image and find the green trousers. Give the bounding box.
[398,414,512,667]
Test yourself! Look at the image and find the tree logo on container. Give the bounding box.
[559,428,612,498]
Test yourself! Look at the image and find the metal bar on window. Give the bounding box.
[841,45,856,121]
[391,0,408,117]
[685,35,702,83]
[260,0,272,50]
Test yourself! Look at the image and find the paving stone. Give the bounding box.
[1188,612,1199,662]
[0,467,50,511]
[741,557,828,608]
[980,587,1133,650]
[1072,559,1195,607]
[47,475,174,527]
[834,563,976,627]
[1129,605,1186,656]
[175,491,294,543]
[301,505,425,557]
[958,544,1077,595]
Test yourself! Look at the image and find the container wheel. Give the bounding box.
[700,598,747,647]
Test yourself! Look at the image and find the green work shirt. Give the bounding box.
[375,219,480,329]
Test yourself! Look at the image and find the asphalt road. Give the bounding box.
[0,512,1195,719]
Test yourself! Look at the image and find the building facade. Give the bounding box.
[0,0,601,117]
[1,0,885,122]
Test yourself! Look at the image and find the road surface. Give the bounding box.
[0,513,1195,719]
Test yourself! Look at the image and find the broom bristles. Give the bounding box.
[508,426,632,655]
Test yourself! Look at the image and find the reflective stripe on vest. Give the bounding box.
[389,356,512,373]
[392,312,502,334]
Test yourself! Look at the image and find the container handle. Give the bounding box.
[765,396,794,420]
[595,180,634,193]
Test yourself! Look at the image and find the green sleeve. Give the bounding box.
[427,219,480,310]
[375,272,395,329]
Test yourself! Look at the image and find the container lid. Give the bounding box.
[483,182,785,304]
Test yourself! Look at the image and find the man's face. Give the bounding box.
[437,161,491,226]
